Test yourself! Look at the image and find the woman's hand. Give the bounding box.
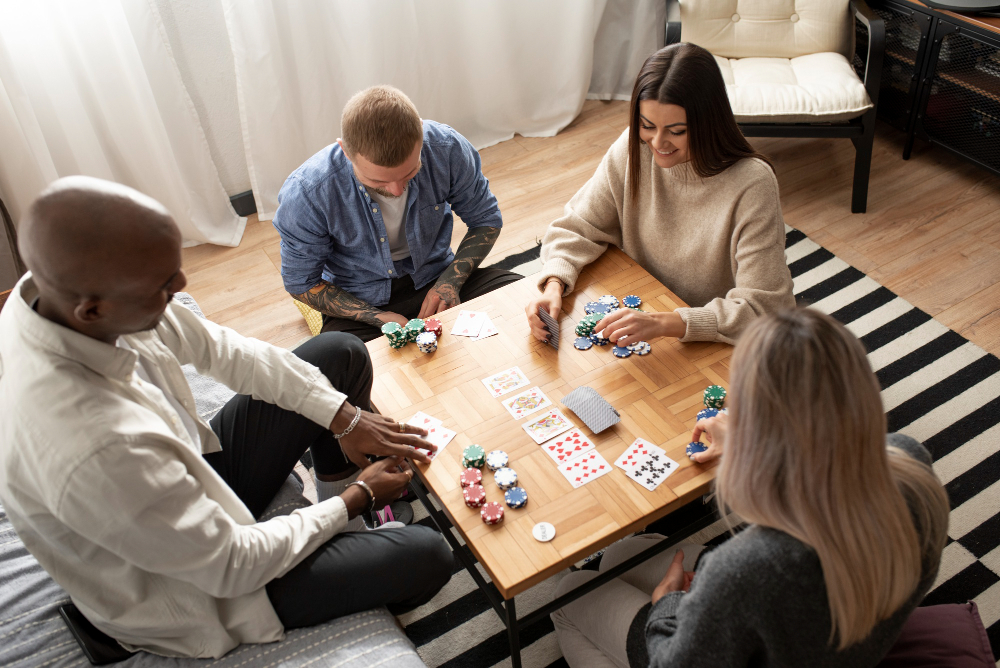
[690,412,729,464]
[652,550,695,604]
[596,309,685,347]
[526,278,564,342]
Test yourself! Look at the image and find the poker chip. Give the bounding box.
[486,450,509,471]
[504,486,528,509]
[696,407,720,421]
[481,501,504,525]
[403,319,425,343]
[598,295,620,309]
[423,318,443,337]
[494,467,518,490]
[612,345,632,358]
[703,385,727,409]
[686,441,709,460]
[462,444,486,469]
[584,301,610,315]
[460,468,483,488]
[415,331,438,353]
[463,484,486,508]
[626,340,650,355]
[382,322,407,348]
[622,295,642,309]
[574,337,594,350]
[590,330,610,346]
[532,521,556,542]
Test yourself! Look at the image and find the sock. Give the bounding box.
[313,469,359,502]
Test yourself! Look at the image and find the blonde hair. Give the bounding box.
[716,308,949,649]
[341,85,422,167]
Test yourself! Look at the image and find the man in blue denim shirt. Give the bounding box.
[273,86,521,342]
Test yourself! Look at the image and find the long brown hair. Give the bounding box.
[716,308,949,649]
[627,43,771,201]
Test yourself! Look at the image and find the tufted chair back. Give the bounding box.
[679,0,854,60]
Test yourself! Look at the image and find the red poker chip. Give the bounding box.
[480,501,504,525]
[424,318,443,335]
[460,468,483,488]
[463,484,486,508]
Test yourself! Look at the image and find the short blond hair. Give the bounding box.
[341,86,422,167]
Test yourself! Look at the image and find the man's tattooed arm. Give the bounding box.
[293,281,387,327]
[431,226,501,304]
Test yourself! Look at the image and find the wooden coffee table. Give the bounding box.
[367,247,730,667]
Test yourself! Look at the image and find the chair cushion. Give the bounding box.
[877,602,994,668]
[715,52,872,123]
[681,0,853,60]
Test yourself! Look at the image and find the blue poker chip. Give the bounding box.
[622,295,641,308]
[686,441,708,460]
[590,331,610,346]
[696,408,720,421]
[585,301,610,315]
[612,346,632,358]
[504,486,528,509]
[574,337,594,350]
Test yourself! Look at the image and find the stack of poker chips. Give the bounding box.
[462,444,486,469]
[574,313,603,337]
[416,331,438,354]
[481,501,504,525]
[584,301,611,316]
[622,295,642,309]
[463,484,486,508]
[486,450,509,472]
[696,407,720,421]
[589,329,610,346]
[404,318,425,343]
[460,468,483,488]
[504,486,528,509]
[703,385,727,409]
[598,295,620,310]
[424,318,443,337]
[686,441,709,460]
[494,467,518,490]
[627,341,651,355]
[381,322,407,349]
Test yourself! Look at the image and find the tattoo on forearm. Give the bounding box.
[294,281,384,327]
[433,226,500,302]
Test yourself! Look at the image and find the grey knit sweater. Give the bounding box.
[627,438,941,668]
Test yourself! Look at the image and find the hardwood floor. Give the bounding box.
[182,100,1000,355]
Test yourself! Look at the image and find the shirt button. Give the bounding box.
[388,270,393,275]
[380,237,385,242]
[434,205,439,210]
[372,208,378,213]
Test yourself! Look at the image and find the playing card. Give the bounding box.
[558,450,613,488]
[416,424,456,460]
[406,411,443,431]
[475,317,498,340]
[614,438,666,473]
[522,409,574,444]
[482,366,531,398]
[542,429,596,463]
[537,307,560,350]
[451,310,487,338]
[624,451,679,491]
[502,386,553,420]
[561,386,620,433]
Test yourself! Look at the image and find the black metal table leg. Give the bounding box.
[505,597,521,668]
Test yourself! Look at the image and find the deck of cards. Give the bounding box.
[562,386,620,434]
[614,438,678,491]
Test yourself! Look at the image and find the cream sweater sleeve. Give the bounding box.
[538,131,628,293]
[675,163,796,344]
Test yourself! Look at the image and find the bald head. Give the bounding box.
[20,176,187,342]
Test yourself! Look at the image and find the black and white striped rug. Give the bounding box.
[396,227,1000,667]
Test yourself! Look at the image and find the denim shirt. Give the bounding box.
[272,120,503,306]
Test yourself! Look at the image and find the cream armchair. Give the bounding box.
[676,0,885,213]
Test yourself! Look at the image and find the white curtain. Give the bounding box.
[590,0,666,100]
[0,1,244,247]
[224,0,619,220]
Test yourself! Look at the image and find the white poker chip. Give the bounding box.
[494,467,518,490]
[532,522,556,542]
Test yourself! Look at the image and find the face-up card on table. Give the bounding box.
[475,317,498,340]
[482,366,531,398]
[451,310,487,338]
[522,409,574,444]
[624,451,679,491]
[415,423,456,460]
[561,386,620,434]
[559,450,613,488]
[542,429,596,463]
[502,386,552,420]
[537,307,560,350]
[406,411,442,431]
[614,438,666,473]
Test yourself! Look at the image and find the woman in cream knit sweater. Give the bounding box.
[527,43,794,345]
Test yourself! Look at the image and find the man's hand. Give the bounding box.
[596,309,685,347]
[651,550,695,604]
[526,279,563,342]
[418,283,459,319]
[690,412,729,464]
[331,404,436,467]
[357,456,414,507]
[376,311,409,327]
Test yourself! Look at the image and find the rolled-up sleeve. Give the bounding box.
[273,179,337,296]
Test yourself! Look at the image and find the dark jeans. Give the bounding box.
[321,266,523,342]
[205,332,454,628]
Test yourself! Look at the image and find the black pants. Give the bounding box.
[205,332,454,628]
[322,266,523,342]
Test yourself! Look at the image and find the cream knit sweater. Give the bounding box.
[539,128,795,344]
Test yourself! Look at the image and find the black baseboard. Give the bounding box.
[229,190,257,217]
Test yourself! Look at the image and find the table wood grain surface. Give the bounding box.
[367,247,730,599]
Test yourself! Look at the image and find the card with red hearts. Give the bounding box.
[613,438,666,473]
[542,429,596,464]
[558,450,612,489]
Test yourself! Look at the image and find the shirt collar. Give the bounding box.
[10,273,138,382]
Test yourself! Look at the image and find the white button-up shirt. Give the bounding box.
[0,274,349,658]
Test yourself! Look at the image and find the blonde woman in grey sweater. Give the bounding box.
[527,44,795,345]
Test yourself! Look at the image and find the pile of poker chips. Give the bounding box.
[462,444,486,469]
[590,329,610,346]
[460,468,483,488]
[486,450,509,472]
[381,322,407,349]
[627,341,651,355]
[598,295,620,310]
[404,318,425,343]
[504,486,528,509]
[463,484,486,508]
[575,313,603,337]
[424,318,443,337]
[494,467,518,490]
[622,295,642,309]
[584,301,611,315]
[703,385,726,409]
[416,331,438,354]
[481,501,504,525]
[686,441,709,460]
